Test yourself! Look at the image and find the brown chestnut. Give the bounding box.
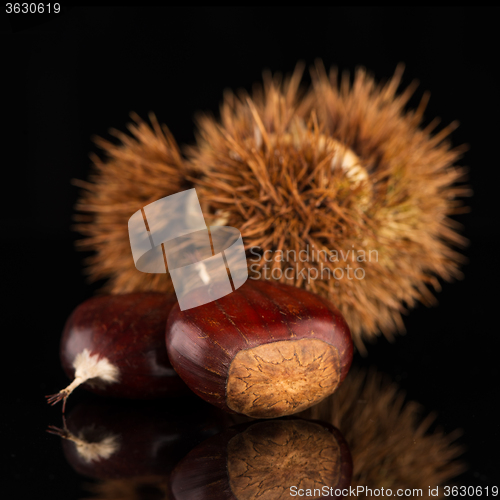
[169,418,353,499]
[166,280,353,419]
[47,293,187,410]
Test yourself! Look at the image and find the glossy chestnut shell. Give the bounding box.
[166,280,353,418]
[59,293,186,400]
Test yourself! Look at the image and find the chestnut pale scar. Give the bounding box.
[227,420,341,500]
[226,338,340,418]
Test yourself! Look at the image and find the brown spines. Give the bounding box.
[75,64,469,350]
[189,64,469,351]
[74,113,190,295]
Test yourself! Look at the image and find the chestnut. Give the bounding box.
[166,280,353,419]
[47,397,230,479]
[47,293,187,410]
[169,418,353,499]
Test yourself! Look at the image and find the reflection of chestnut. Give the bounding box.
[170,418,352,499]
[47,293,187,410]
[167,280,353,419]
[48,397,229,479]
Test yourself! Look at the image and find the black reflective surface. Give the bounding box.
[4,7,499,499]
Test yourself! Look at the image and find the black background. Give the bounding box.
[3,7,499,499]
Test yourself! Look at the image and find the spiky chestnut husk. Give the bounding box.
[73,112,191,296]
[169,418,352,500]
[298,367,465,498]
[47,398,229,479]
[74,64,469,351]
[46,293,187,411]
[189,64,470,352]
[166,279,353,419]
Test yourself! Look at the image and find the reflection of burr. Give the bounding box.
[299,368,465,497]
